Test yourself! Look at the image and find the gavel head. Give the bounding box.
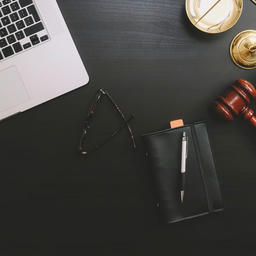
[214,79,256,121]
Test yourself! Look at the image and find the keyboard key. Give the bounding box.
[7,24,16,33]
[18,8,27,18]
[13,42,22,52]
[19,0,32,8]
[2,45,14,57]
[7,34,15,44]
[30,34,39,45]
[3,0,11,5]
[27,5,40,22]
[10,2,20,11]
[0,27,8,37]
[10,12,19,22]
[23,42,31,49]
[24,16,33,26]
[0,52,3,60]
[24,22,44,37]
[16,19,24,29]
[2,5,11,15]
[15,30,24,40]
[40,35,48,42]
[1,16,10,26]
[0,10,3,18]
[0,38,7,47]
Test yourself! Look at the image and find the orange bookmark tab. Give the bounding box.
[170,119,184,128]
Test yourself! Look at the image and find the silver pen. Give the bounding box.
[180,132,188,203]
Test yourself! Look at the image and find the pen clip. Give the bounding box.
[186,135,188,159]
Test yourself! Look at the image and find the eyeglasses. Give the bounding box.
[79,89,136,155]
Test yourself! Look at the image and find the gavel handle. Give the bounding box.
[242,107,256,128]
[248,116,256,128]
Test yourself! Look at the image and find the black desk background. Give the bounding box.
[0,0,256,255]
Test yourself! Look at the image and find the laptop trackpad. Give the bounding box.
[0,66,30,113]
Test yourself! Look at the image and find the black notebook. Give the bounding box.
[143,122,223,223]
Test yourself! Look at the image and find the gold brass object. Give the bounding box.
[230,30,256,70]
[185,0,243,34]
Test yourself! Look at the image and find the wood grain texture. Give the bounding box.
[58,0,221,59]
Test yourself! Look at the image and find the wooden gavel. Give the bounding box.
[214,79,256,127]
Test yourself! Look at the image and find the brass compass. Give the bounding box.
[230,30,256,70]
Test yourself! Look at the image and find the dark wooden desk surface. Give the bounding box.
[1,0,256,255]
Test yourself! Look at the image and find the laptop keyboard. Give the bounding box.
[0,0,49,61]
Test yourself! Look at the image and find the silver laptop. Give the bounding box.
[0,0,89,121]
